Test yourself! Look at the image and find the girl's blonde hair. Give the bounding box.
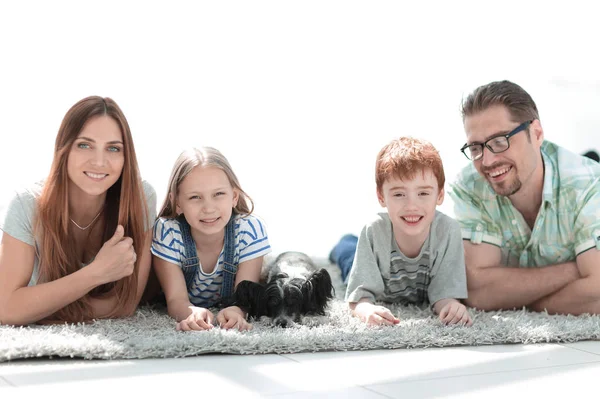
[158,147,254,218]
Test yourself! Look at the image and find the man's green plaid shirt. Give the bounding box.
[450,140,600,267]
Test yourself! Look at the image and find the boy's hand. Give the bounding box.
[437,299,473,326]
[177,306,215,331]
[352,301,400,326]
[217,306,252,331]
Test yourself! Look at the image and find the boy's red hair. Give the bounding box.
[375,137,445,193]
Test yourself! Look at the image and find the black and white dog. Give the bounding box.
[227,251,335,327]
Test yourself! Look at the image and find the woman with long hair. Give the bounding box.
[0,96,156,325]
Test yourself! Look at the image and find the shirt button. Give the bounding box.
[476,225,483,231]
[512,220,517,225]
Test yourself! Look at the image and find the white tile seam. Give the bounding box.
[0,375,15,387]
[557,343,600,357]
[364,360,600,387]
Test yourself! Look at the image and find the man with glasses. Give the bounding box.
[449,80,600,315]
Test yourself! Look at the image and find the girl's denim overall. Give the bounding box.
[177,214,237,306]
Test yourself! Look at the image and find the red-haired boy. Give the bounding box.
[346,137,472,326]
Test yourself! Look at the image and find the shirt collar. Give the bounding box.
[541,144,555,208]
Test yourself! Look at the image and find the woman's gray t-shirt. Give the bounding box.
[0,181,157,286]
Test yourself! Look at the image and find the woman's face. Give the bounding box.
[67,115,125,199]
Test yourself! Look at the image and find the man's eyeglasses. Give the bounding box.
[460,120,533,161]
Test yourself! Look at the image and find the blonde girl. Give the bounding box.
[151,147,271,331]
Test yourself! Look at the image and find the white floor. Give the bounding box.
[1,341,599,398]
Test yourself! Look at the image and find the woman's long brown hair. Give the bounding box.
[34,96,148,322]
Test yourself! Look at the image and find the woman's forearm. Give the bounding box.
[0,266,103,326]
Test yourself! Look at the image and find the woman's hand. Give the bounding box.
[176,306,215,331]
[91,225,137,285]
[217,306,252,331]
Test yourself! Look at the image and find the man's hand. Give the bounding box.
[351,301,400,326]
[217,306,252,331]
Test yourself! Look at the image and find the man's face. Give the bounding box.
[464,105,543,197]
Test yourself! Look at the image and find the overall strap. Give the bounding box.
[220,214,237,300]
[176,214,200,290]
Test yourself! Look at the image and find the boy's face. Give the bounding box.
[377,169,444,241]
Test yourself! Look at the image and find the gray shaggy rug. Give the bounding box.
[2,258,600,362]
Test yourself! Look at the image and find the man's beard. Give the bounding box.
[482,162,522,197]
[490,176,521,197]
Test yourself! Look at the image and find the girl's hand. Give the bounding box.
[217,306,252,331]
[92,225,136,285]
[439,300,473,326]
[352,301,400,326]
[177,306,215,331]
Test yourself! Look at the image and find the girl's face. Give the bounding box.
[175,166,239,239]
[67,115,125,200]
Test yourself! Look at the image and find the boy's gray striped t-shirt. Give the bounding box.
[345,211,467,306]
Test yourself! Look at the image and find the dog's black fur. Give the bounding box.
[226,251,335,327]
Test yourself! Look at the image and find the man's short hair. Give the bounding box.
[461,80,540,123]
[376,137,445,194]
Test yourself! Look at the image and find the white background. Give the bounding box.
[1,1,599,257]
